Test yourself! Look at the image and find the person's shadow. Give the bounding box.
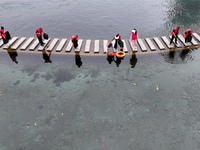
[130,52,137,68]
[42,48,52,63]
[75,52,82,68]
[7,47,18,64]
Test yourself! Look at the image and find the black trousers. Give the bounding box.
[185,35,192,43]
[37,35,44,45]
[170,34,178,44]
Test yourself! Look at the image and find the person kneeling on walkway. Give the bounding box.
[36,27,45,46]
[0,26,11,46]
[170,27,180,45]
[111,34,124,51]
[71,35,78,49]
[184,29,193,43]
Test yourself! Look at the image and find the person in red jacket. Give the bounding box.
[130,29,138,51]
[0,26,10,45]
[184,29,193,43]
[170,27,180,45]
[36,27,45,46]
[71,35,78,49]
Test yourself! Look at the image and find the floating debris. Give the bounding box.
[156,85,159,91]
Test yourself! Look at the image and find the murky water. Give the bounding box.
[1,0,200,150]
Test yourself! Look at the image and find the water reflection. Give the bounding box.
[42,48,52,63]
[130,52,138,68]
[75,52,82,68]
[160,49,195,64]
[7,47,18,64]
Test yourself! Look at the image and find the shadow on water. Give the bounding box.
[6,46,18,64]
[159,49,195,64]
[130,52,138,68]
[42,48,52,63]
[75,52,82,68]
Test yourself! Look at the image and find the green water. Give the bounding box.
[1,0,200,149]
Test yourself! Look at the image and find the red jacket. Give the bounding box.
[171,27,179,36]
[0,29,6,38]
[71,35,78,41]
[131,32,137,40]
[36,28,43,37]
[185,29,193,38]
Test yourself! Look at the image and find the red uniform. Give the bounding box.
[131,31,137,40]
[171,27,179,36]
[185,29,193,38]
[36,28,43,37]
[71,35,78,41]
[0,29,6,38]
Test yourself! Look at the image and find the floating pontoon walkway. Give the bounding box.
[1,33,200,55]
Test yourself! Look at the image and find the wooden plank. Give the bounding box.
[65,40,72,52]
[145,38,156,51]
[191,37,199,46]
[94,40,99,53]
[169,35,182,48]
[153,37,165,50]
[161,36,174,49]
[138,39,147,51]
[75,39,83,52]
[3,37,18,49]
[47,38,59,51]
[122,39,128,52]
[38,39,51,51]
[192,33,200,42]
[103,40,108,53]
[85,39,91,53]
[129,40,137,52]
[0,39,4,47]
[11,37,26,50]
[29,39,39,51]
[178,35,190,47]
[55,38,67,52]
[20,37,34,50]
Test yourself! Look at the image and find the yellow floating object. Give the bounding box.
[34,123,37,126]
[132,83,136,85]
[27,126,30,129]
[156,85,159,91]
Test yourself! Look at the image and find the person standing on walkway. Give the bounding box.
[0,26,11,45]
[71,35,78,49]
[170,27,180,45]
[110,34,124,51]
[184,29,193,43]
[36,27,45,46]
[130,29,138,51]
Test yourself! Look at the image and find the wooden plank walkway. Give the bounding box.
[1,33,200,54]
